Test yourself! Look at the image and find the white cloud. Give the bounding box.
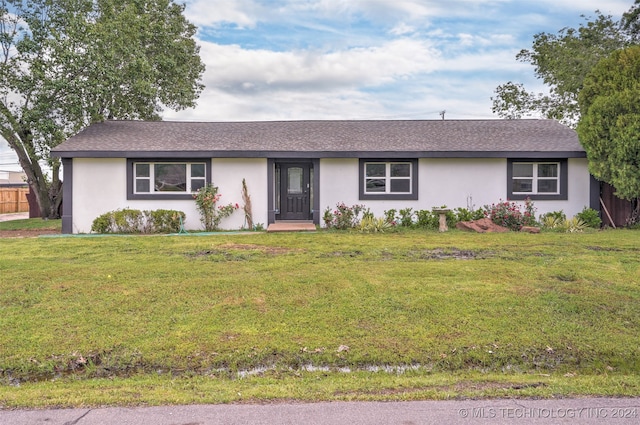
[167,0,631,122]
[389,23,417,36]
[197,38,440,94]
[184,0,262,28]
[536,0,630,15]
[164,32,535,122]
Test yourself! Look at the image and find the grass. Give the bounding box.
[0,229,639,407]
[0,218,61,231]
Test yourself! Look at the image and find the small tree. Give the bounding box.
[577,46,640,221]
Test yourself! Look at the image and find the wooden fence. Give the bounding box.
[0,187,30,214]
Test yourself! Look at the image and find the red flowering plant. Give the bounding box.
[322,203,367,229]
[484,198,537,231]
[193,184,239,231]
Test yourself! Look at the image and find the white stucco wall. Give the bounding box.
[511,157,592,219]
[210,158,269,229]
[318,157,593,225]
[71,158,268,233]
[421,158,505,212]
[71,156,592,233]
[319,158,506,219]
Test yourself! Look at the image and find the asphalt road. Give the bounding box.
[2,398,640,425]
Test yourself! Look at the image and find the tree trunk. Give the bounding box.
[630,198,640,226]
[2,126,63,219]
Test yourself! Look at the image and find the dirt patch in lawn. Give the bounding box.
[187,243,299,260]
[219,243,297,254]
[0,229,60,238]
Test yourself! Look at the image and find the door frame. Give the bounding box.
[268,158,320,225]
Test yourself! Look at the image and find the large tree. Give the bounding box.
[576,46,640,219]
[491,10,630,127]
[0,0,205,218]
[622,0,640,40]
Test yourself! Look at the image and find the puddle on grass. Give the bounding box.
[405,248,489,260]
[320,248,493,261]
[234,363,429,379]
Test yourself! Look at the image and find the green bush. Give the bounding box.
[146,209,185,233]
[357,216,393,233]
[113,209,144,233]
[415,210,438,229]
[383,209,398,225]
[561,217,588,233]
[540,210,566,223]
[442,209,458,229]
[576,207,602,228]
[323,203,366,229]
[541,215,565,231]
[454,207,485,222]
[91,209,186,234]
[398,208,414,227]
[484,198,537,231]
[90,213,112,234]
[540,211,567,231]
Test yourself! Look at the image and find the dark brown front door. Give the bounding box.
[279,163,311,220]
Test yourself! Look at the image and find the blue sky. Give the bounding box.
[161,0,631,122]
[0,0,633,170]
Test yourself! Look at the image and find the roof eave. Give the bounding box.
[51,150,587,159]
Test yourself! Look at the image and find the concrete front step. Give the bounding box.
[266,222,316,232]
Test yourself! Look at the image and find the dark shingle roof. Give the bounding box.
[52,119,584,159]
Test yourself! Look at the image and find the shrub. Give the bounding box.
[562,217,588,233]
[576,207,602,228]
[146,209,185,233]
[453,207,485,223]
[398,208,414,227]
[357,216,393,233]
[540,210,566,223]
[323,203,366,229]
[415,210,438,229]
[540,211,566,231]
[485,198,537,231]
[193,184,239,231]
[90,213,113,234]
[91,209,186,234]
[541,215,565,231]
[113,209,144,233]
[383,209,398,225]
[437,208,458,229]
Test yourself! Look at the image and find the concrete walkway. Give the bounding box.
[0,212,28,222]
[1,398,639,425]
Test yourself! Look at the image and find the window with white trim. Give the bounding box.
[359,159,418,200]
[133,162,206,194]
[512,162,560,195]
[507,159,568,201]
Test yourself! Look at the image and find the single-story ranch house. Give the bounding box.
[51,119,599,234]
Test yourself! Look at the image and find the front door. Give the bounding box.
[279,163,311,220]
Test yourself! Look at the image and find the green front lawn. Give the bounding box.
[0,230,639,407]
[0,218,61,231]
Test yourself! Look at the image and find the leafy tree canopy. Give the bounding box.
[0,0,205,218]
[491,9,633,127]
[577,46,640,202]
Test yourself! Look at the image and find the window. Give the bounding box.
[507,159,567,200]
[359,159,418,200]
[127,159,211,200]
